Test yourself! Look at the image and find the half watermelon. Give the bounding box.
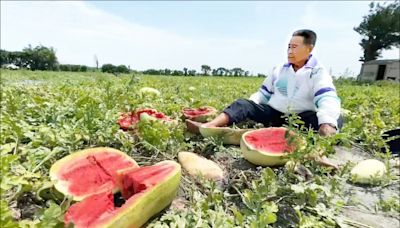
[118,108,173,130]
[64,161,181,228]
[241,127,305,166]
[182,106,217,122]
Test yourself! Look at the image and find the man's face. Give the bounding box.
[287,36,313,65]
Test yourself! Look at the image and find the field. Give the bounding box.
[1,69,399,227]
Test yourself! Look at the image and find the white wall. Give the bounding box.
[385,62,400,81]
[360,64,378,81]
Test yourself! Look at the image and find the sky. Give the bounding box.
[1,1,399,77]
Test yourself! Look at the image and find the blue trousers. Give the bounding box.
[223,99,343,130]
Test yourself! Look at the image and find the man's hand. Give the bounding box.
[318,123,336,136]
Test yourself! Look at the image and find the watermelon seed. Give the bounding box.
[113,192,126,207]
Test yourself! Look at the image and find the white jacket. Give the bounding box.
[249,55,341,128]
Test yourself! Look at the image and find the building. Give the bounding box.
[358,59,400,81]
[3,63,20,70]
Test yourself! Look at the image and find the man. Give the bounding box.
[187,29,343,136]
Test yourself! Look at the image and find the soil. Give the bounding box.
[332,146,400,228]
[172,144,400,227]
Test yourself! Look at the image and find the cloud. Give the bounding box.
[1,1,270,73]
[2,1,398,76]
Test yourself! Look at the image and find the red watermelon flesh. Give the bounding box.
[57,152,137,198]
[118,113,139,130]
[118,162,176,199]
[182,107,216,120]
[243,128,297,154]
[183,107,212,116]
[64,193,116,227]
[64,162,178,228]
[118,108,172,130]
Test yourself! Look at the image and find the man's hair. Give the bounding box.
[292,29,317,46]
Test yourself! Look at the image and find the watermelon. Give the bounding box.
[49,147,139,201]
[351,159,386,185]
[178,152,224,181]
[139,87,161,96]
[241,127,305,166]
[118,108,173,130]
[64,160,181,228]
[182,106,217,122]
[199,125,251,145]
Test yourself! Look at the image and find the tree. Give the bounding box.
[201,65,211,75]
[164,68,172,75]
[188,69,196,76]
[143,69,161,75]
[171,70,184,76]
[0,49,10,65]
[354,1,400,61]
[22,45,58,70]
[215,67,226,76]
[231,67,244,77]
[101,64,117,73]
[116,65,130,74]
[183,67,188,76]
[101,64,129,74]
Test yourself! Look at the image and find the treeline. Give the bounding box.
[1,45,265,77]
[0,46,132,74]
[1,45,59,71]
[142,66,265,77]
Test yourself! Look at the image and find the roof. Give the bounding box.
[363,59,400,65]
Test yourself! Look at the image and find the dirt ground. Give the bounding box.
[174,144,400,228]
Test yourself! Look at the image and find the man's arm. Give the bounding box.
[311,67,341,135]
[249,68,277,104]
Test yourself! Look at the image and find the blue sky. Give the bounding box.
[1,1,399,76]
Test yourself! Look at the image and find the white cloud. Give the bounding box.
[1,1,270,73]
[298,2,399,76]
[1,1,398,76]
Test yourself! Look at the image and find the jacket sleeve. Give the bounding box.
[311,67,341,128]
[249,67,277,105]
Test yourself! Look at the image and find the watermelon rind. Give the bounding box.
[182,106,217,123]
[241,128,305,166]
[49,147,138,201]
[105,160,181,228]
[199,126,251,145]
[65,160,181,228]
[350,159,386,185]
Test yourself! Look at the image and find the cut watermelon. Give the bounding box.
[118,108,173,130]
[182,106,217,122]
[64,161,181,228]
[241,127,305,166]
[49,147,139,201]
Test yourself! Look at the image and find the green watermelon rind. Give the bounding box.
[350,159,386,185]
[199,126,251,145]
[103,161,181,228]
[64,160,181,228]
[241,127,305,166]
